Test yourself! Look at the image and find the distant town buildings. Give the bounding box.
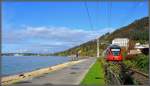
[112,38,129,49]
[135,43,149,49]
[14,53,22,56]
[128,43,149,55]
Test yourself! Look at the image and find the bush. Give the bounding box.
[124,54,149,73]
[135,54,149,73]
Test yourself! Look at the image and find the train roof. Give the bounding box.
[107,44,121,49]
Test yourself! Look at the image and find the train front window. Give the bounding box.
[112,51,119,56]
[111,49,120,56]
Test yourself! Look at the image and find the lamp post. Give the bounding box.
[97,38,100,58]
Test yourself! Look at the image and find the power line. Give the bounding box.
[84,1,100,57]
[107,1,112,28]
[84,1,94,30]
[96,0,101,28]
[95,1,101,58]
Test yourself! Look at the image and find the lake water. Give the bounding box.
[2,56,71,76]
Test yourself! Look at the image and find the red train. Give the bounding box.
[105,45,123,61]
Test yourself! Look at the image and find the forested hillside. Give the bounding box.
[54,17,149,57]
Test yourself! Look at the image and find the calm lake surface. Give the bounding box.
[2,56,71,76]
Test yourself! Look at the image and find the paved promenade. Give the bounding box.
[12,57,96,86]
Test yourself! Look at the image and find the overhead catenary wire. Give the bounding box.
[84,1,94,30]
[95,1,112,57]
[95,1,101,58]
[84,1,100,57]
[107,0,112,28]
[95,0,101,29]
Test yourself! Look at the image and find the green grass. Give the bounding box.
[80,59,105,85]
[123,54,149,74]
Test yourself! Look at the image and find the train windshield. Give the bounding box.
[111,49,120,56]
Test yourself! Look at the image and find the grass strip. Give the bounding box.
[80,58,105,85]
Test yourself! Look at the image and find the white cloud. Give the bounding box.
[3,26,115,53]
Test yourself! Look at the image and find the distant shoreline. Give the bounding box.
[2,55,69,57]
[2,53,55,56]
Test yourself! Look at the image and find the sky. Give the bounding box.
[2,1,148,53]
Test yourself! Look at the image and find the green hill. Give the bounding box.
[54,17,149,57]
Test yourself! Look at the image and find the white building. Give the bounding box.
[112,38,129,48]
[135,43,149,52]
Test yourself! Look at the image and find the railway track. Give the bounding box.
[128,68,149,85]
[104,61,149,85]
[129,68,148,78]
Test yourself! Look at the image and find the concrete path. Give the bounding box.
[12,57,96,86]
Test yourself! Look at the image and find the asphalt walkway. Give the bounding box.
[12,57,96,86]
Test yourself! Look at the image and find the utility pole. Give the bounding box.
[97,38,100,58]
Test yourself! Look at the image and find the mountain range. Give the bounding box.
[54,17,149,57]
